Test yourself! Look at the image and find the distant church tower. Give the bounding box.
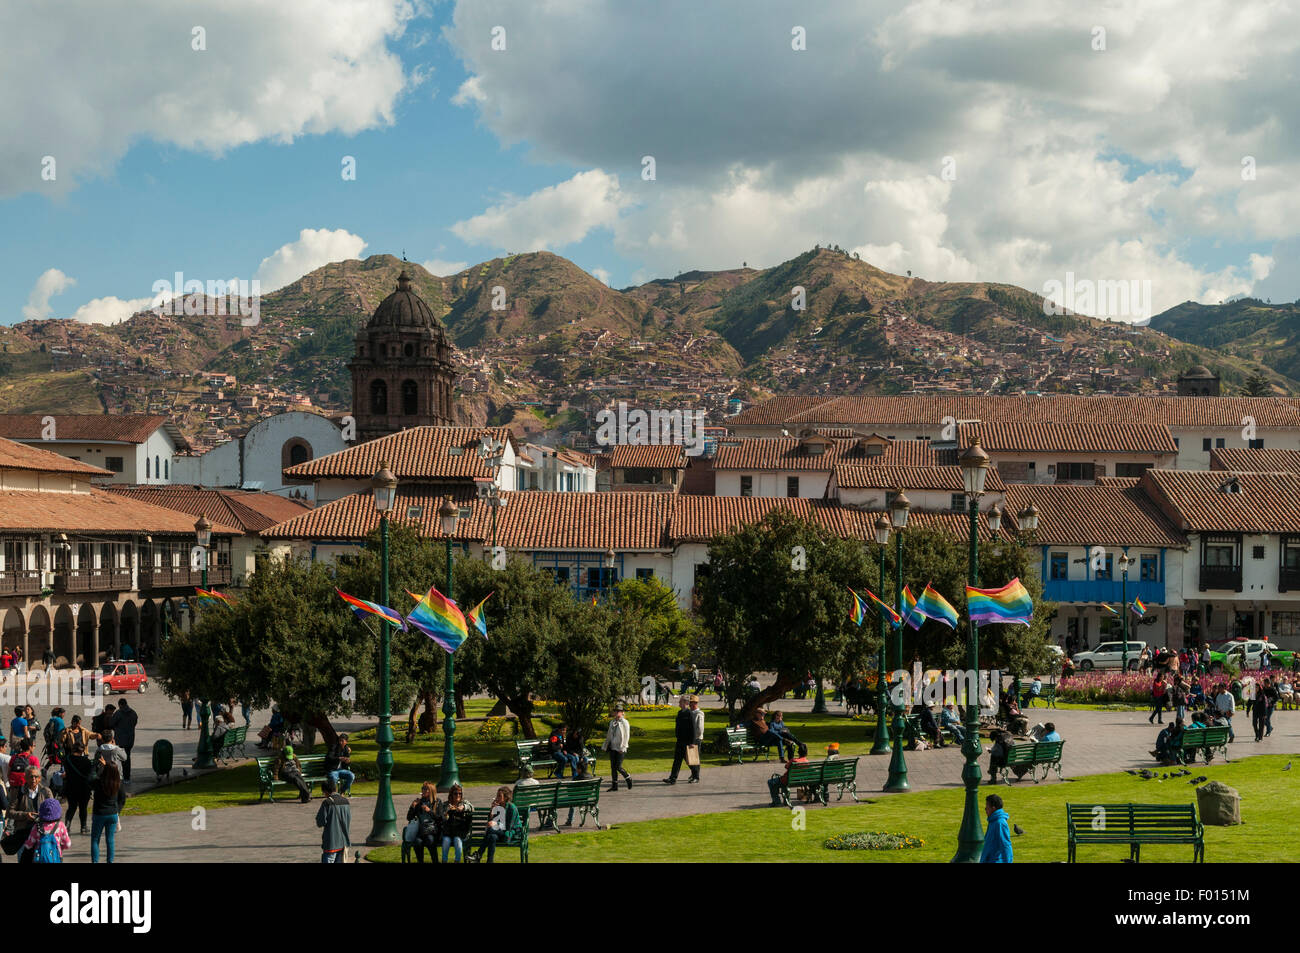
[350,270,457,442]
[1177,365,1220,396]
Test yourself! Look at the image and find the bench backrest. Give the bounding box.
[1201,726,1229,745]
[787,756,858,785]
[554,778,601,807]
[1035,740,1063,759]
[516,739,548,755]
[513,782,560,812]
[1067,802,1199,835]
[726,726,748,742]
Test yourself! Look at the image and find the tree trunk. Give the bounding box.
[405,698,419,744]
[507,697,535,739]
[486,698,508,717]
[417,692,438,733]
[739,672,801,723]
[306,713,337,751]
[454,686,466,719]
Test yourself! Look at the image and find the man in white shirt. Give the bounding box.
[1214,687,1236,742]
[603,706,632,792]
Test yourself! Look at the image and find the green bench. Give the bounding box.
[214,724,248,763]
[1024,685,1057,708]
[255,754,329,802]
[512,778,602,830]
[777,757,860,807]
[1172,726,1231,764]
[993,740,1064,784]
[1066,802,1205,863]
[464,810,529,864]
[514,738,596,778]
[716,726,760,763]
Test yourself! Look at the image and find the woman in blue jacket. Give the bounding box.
[981,793,1014,863]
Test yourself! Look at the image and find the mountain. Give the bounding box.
[0,248,1292,444]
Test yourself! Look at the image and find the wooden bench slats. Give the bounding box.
[777,757,860,807]
[1171,726,1231,764]
[255,754,329,802]
[995,740,1064,784]
[514,738,597,779]
[1066,802,1204,863]
[513,778,601,830]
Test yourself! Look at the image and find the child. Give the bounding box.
[25,798,71,863]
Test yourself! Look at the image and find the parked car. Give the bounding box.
[82,660,148,694]
[1209,639,1295,672]
[1072,641,1147,671]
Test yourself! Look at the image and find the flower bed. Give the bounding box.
[824,830,924,851]
[1056,671,1162,704]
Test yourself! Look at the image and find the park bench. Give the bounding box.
[513,778,602,830]
[1066,802,1205,863]
[1171,726,1231,764]
[255,754,329,802]
[514,738,597,778]
[464,810,530,863]
[716,726,760,763]
[1024,684,1057,708]
[214,724,248,763]
[776,757,861,807]
[993,740,1065,784]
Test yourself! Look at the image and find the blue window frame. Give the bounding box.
[1050,552,1068,580]
[1140,554,1158,581]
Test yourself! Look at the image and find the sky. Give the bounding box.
[1,0,1297,328]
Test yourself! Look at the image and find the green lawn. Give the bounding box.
[366,754,1295,864]
[123,701,884,816]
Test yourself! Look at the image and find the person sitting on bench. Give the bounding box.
[1152,718,1184,764]
[766,746,810,806]
[748,709,791,761]
[940,704,965,745]
[916,704,942,747]
[276,745,312,803]
[1021,677,1042,707]
[986,730,1012,783]
[769,711,801,750]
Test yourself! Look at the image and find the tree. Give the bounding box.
[697,511,881,720]
[612,575,695,677]
[1243,371,1271,397]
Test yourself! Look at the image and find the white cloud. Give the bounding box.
[421,258,469,276]
[0,0,413,197]
[71,295,155,326]
[591,268,611,286]
[451,170,630,250]
[255,228,369,291]
[22,269,75,321]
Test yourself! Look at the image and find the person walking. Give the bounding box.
[315,777,351,864]
[685,695,704,782]
[7,768,54,863]
[664,696,692,785]
[23,799,70,863]
[111,699,138,782]
[62,742,95,835]
[90,760,126,863]
[980,793,1014,863]
[1148,674,1167,725]
[603,705,632,792]
[180,692,194,731]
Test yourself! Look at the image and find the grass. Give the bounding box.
[123,699,886,816]
[365,754,1296,864]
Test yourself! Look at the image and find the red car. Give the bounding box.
[85,661,148,694]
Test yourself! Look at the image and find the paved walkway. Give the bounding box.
[42,700,1297,863]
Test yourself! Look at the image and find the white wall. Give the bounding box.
[715,470,831,498]
[1170,427,1300,470]
[172,411,345,497]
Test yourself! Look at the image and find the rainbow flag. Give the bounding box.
[1131,597,1147,617]
[405,586,468,654]
[1101,604,1119,616]
[335,589,405,630]
[914,584,959,629]
[466,592,493,639]
[900,585,922,630]
[966,577,1034,627]
[863,588,902,628]
[847,587,868,626]
[195,587,234,608]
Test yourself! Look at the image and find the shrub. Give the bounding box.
[824,830,924,851]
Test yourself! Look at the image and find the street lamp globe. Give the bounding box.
[438,499,459,537]
[194,515,212,548]
[959,438,991,497]
[603,548,616,570]
[890,490,911,530]
[874,515,891,546]
[1017,503,1039,534]
[1119,552,1132,573]
[371,462,398,513]
[988,503,1003,534]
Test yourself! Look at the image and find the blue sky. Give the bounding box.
[2,0,1296,327]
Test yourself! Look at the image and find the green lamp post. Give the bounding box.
[191,515,216,770]
[1119,552,1132,673]
[437,498,461,792]
[884,490,911,792]
[953,439,992,862]
[366,463,399,845]
[870,515,893,753]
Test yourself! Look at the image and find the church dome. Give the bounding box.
[368,271,439,329]
[1182,365,1215,378]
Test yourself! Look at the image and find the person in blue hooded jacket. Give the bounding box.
[981,793,1014,863]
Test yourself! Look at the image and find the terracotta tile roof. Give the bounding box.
[816,506,1007,544]
[1142,469,1300,534]
[1209,447,1300,473]
[832,465,1006,492]
[0,488,239,535]
[759,395,1300,430]
[0,414,186,446]
[958,421,1178,454]
[0,437,111,477]
[1003,483,1187,547]
[668,497,1004,543]
[715,437,937,471]
[262,484,484,541]
[283,427,512,480]
[727,396,834,427]
[108,486,311,534]
[608,444,687,469]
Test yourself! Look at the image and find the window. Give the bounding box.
[740,475,753,497]
[145,457,150,479]
[370,379,387,414]
[1055,462,1095,481]
[1174,438,1180,448]
[786,476,799,497]
[1215,438,1225,449]
[164,459,168,479]
[1282,536,1300,571]
[1202,536,1238,567]
[406,506,423,520]
[1095,554,1113,580]
[623,467,662,485]
[155,455,160,478]
[635,568,654,581]
[693,563,711,586]
[1249,439,1265,449]
[1273,611,1300,639]
[403,342,415,358]
[950,493,966,512]
[549,567,570,585]
[1140,554,1158,581]
[1202,438,1212,452]
[1116,463,1151,478]
[1050,552,1068,580]
[586,567,618,589]
[104,457,124,473]
[1252,545,1266,560]
[289,443,309,467]
[401,379,419,415]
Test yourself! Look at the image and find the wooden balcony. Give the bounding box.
[56,569,132,593]
[1198,565,1242,592]
[0,571,43,596]
[1280,567,1300,593]
[138,565,232,590]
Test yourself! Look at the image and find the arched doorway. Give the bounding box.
[28,605,51,668]
[99,603,118,666]
[120,601,139,662]
[140,600,158,658]
[52,604,75,668]
[2,608,24,662]
[76,603,97,669]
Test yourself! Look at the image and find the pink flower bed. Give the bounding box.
[1056,671,1168,704]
